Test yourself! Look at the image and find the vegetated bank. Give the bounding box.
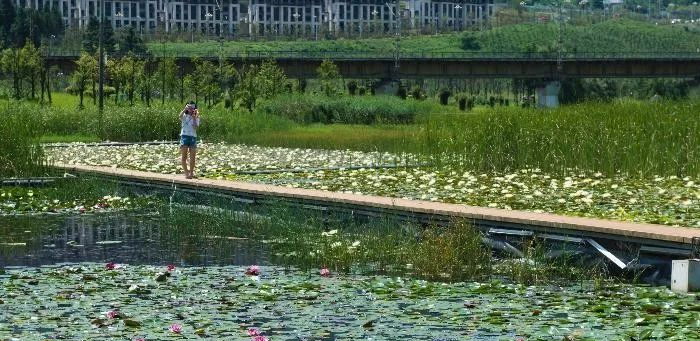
[10,95,700,179]
[145,19,700,56]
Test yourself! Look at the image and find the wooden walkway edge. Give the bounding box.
[54,163,700,247]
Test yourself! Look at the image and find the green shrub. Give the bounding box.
[258,94,420,124]
[438,89,451,105]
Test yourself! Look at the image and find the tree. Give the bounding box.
[138,59,156,106]
[115,54,144,105]
[156,57,178,105]
[82,17,100,54]
[9,8,30,48]
[1,48,21,98]
[19,42,42,99]
[317,60,341,96]
[118,26,147,56]
[83,16,115,54]
[256,60,287,100]
[107,56,131,104]
[219,60,238,109]
[234,64,259,112]
[0,0,15,48]
[72,53,95,108]
[190,58,217,106]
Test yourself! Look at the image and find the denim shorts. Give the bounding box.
[180,135,197,148]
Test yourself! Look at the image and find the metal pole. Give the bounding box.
[557,1,563,75]
[98,0,105,112]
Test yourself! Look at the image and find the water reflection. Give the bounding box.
[0,213,269,267]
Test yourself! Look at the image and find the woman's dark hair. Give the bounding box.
[187,100,197,109]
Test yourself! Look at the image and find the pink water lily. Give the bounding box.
[319,267,331,277]
[167,264,176,272]
[169,323,183,334]
[253,336,269,341]
[134,338,145,341]
[247,327,262,336]
[105,310,118,319]
[246,265,260,276]
[105,262,116,270]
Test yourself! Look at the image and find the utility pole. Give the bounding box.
[557,0,564,76]
[387,1,400,71]
[98,0,105,113]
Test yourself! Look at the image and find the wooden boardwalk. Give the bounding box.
[55,164,700,249]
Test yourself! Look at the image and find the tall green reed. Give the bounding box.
[0,108,45,177]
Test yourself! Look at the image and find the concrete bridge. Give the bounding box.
[46,51,700,80]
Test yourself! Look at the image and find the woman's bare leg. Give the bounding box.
[181,146,190,177]
[188,147,197,178]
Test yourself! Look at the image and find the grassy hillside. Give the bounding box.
[146,19,700,56]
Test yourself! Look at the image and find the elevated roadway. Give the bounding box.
[46,51,700,79]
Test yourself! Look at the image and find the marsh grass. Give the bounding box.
[422,100,700,177]
[151,190,610,284]
[13,95,700,178]
[494,237,609,286]
[258,94,434,124]
[409,219,492,282]
[0,109,46,177]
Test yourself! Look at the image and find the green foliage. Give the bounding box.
[71,53,96,108]
[423,100,700,177]
[346,80,358,95]
[438,88,451,105]
[155,57,179,105]
[316,60,342,96]
[475,19,700,53]
[0,107,44,177]
[0,3,62,48]
[410,220,491,282]
[147,19,700,56]
[460,32,481,51]
[258,94,420,124]
[1,41,44,99]
[256,59,288,100]
[117,26,148,56]
[233,60,288,111]
[83,16,115,55]
[409,85,425,100]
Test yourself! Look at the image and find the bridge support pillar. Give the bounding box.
[536,81,560,108]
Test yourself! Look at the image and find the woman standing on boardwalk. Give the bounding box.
[179,101,200,179]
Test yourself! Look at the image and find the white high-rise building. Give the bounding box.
[15,1,495,36]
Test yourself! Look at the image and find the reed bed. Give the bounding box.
[9,97,700,178]
[0,109,45,177]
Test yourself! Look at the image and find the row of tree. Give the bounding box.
[68,50,344,110]
[82,17,148,56]
[0,41,53,102]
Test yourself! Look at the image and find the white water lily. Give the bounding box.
[321,229,338,237]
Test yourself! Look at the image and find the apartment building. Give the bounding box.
[15,0,495,36]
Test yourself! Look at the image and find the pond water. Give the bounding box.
[0,214,268,268]
[1,212,699,341]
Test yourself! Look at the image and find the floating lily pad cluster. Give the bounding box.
[46,143,699,227]
[46,143,403,174]
[1,264,698,340]
[0,186,153,215]
[238,167,700,228]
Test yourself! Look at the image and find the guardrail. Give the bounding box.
[45,50,700,60]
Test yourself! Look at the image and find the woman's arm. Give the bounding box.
[193,110,200,127]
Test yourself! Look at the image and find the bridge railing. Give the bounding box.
[46,50,700,60]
